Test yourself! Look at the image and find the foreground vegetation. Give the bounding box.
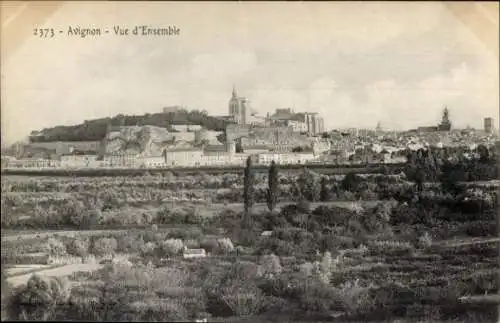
[1,149,498,322]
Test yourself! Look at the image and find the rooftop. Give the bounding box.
[166,147,202,152]
[203,145,227,152]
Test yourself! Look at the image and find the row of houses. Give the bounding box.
[4,149,318,169]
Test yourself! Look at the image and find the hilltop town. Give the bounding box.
[1,87,498,170]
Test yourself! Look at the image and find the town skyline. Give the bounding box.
[1,2,499,145]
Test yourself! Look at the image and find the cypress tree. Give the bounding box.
[243,156,255,227]
[320,176,329,202]
[266,161,279,212]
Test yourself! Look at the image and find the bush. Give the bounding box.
[91,237,118,256]
[258,254,282,278]
[44,238,67,256]
[200,239,219,253]
[116,235,144,253]
[216,238,235,255]
[298,281,342,315]
[140,242,157,257]
[184,239,200,249]
[337,280,376,317]
[417,232,433,249]
[360,189,378,201]
[160,239,184,257]
[66,238,90,257]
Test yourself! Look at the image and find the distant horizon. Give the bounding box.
[15,105,498,143]
[1,2,498,145]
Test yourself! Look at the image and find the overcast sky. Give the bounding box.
[1,1,499,144]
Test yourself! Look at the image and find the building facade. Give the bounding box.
[7,158,61,168]
[60,155,99,168]
[303,113,324,135]
[164,148,204,167]
[171,124,203,132]
[103,153,139,168]
[255,152,316,165]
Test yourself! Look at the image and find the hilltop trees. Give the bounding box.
[29,109,231,143]
[266,161,279,212]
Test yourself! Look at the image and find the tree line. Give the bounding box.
[29,109,232,143]
[241,158,361,229]
[404,145,498,192]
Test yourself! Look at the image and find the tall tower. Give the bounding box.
[438,107,451,131]
[228,85,250,125]
[484,117,494,134]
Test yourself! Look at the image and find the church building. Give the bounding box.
[228,86,251,125]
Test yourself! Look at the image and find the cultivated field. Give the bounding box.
[1,164,498,322]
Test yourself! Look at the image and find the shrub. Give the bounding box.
[341,191,357,201]
[140,242,157,257]
[317,251,333,284]
[91,237,118,256]
[116,235,144,253]
[160,239,184,257]
[337,279,376,317]
[417,232,433,249]
[297,200,311,214]
[360,189,378,201]
[80,208,101,229]
[44,238,67,256]
[298,281,342,315]
[60,198,87,227]
[216,238,235,255]
[184,239,200,249]
[8,274,71,320]
[312,206,351,227]
[258,254,282,278]
[66,238,90,257]
[200,239,219,253]
[300,262,315,277]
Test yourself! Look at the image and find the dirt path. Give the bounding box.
[433,237,500,248]
[6,263,103,288]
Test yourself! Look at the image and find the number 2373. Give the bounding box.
[33,28,55,38]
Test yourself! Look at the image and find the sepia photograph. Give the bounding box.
[1,1,499,322]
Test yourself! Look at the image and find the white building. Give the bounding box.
[288,120,308,133]
[183,247,207,259]
[60,155,99,168]
[7,158,61,168]
[256,152,316,165]
[171,124,203,132]
[140,156,167,168]
[165,148,204,167]
[103,153,140,168]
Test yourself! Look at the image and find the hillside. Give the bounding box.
[29,109,232,143]
[105,125,200,156]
